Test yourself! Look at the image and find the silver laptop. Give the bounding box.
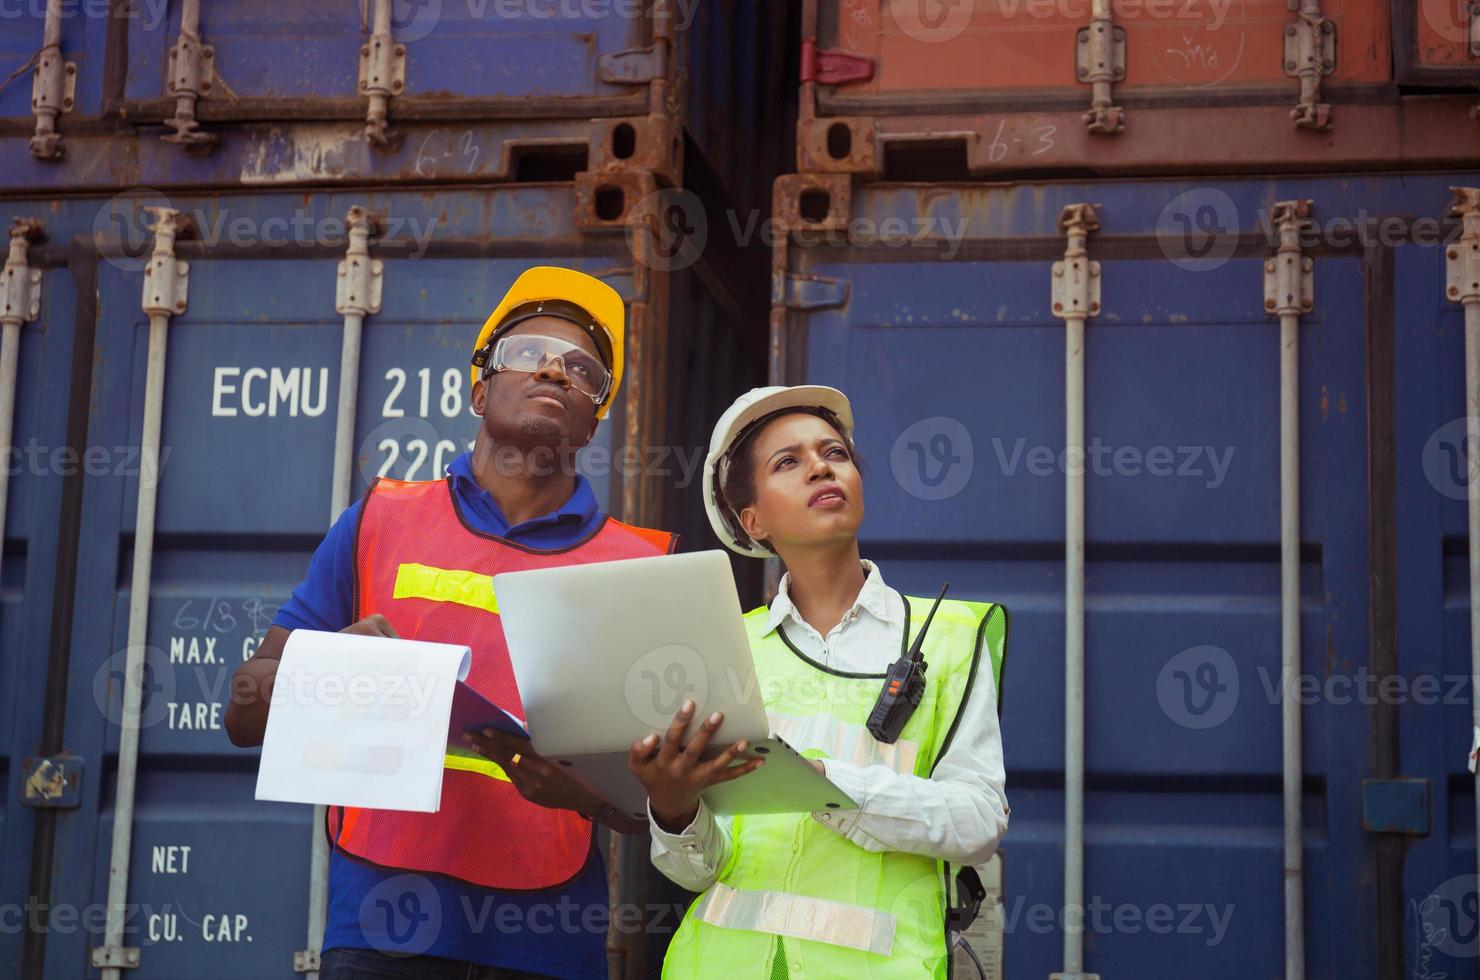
[493,550,856,822]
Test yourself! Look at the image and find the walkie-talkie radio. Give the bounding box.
[867,582,950,744]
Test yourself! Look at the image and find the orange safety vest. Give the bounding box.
[327,475,675,890]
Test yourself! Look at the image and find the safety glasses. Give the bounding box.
[485,334,612,404]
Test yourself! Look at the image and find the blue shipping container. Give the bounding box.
[0,180,764,979]
[768,171,1480,979]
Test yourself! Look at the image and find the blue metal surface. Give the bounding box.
[124,3,642,103]
[1394,211,1478,979]
[778,173,1480,979]
[0,232,82,973]
[0,185,691,979]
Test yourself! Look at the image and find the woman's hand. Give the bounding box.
[627,699,763,832]
[463,729,605,816]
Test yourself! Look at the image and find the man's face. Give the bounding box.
[471,316,604,451]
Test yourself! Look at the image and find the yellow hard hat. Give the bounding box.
[470,266,625,419]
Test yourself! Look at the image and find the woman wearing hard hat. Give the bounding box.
[628,386,1010,978]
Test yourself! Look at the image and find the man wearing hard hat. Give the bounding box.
[226,267,674,979]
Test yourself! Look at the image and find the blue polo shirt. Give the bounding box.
[273,452,608,978]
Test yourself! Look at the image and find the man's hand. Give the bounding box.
[342,613,398,638]
[463,729,605,816]
[627,699,763,833]
[226,614,399,747]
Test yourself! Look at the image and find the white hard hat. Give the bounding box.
[703,385,856,557]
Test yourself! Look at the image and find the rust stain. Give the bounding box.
[1319,384,1329,421]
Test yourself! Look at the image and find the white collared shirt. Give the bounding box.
[648,560,1010,891]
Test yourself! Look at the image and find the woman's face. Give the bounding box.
[737,412,864,554]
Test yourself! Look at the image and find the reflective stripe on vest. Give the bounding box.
[693,882,897,957]
[334,475,674,890]
[663,595,1006,979]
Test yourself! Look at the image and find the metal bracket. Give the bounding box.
[164,31,217,146]
[29,45,76,160]
[1264,200,1315,316]
[359,29,407,147]
[336,207,384,316]
[141,208,192,318]
[1076,0,1125,135]
[1361,778,1430,835]
[1284,0,1335,130]
[781,274,850,311]
[598,42,669,85]
[2,219,45,327]
[801,39,876,86]
[292,950,321,974]
[90,946,140,970]
[20,756,82,809]
[1449,187,1480,307]
[1052,204,1102,319]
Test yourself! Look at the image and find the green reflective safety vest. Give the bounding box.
[663,595,1008,980]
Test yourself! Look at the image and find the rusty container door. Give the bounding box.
[1393,0,1480,85]
[798,0,1480,178]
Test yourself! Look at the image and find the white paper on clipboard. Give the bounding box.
[255,629,471,813]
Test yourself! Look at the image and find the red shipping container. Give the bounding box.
[799,0,1479,178]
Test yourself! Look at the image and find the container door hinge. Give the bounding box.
[1449,187,1480,307]
[141,209,192,318]
[801,39,876,86]
[1076,0,1125,135]
[1284,0,1335,130]
[292,950,321,974]
[778,273,849,312]
[1263,200,1315,316]
[359,0,407,147]
[20,756,82,809]
[29,43,76,160]
[1051,204,1102,320]
[337,207,384,317]
[598,42,669,84]
[1362,778,1430,835]
[164,23,217,147]
[2,219,45,327]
